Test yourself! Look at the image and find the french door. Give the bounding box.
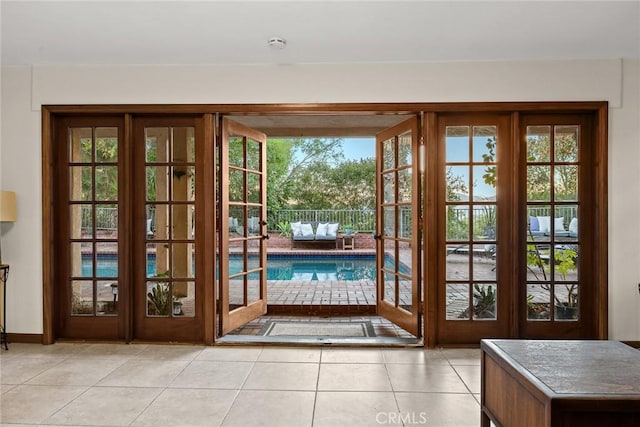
[218,118,268,335]
[54,117,124,340]
[436,114,512,344]
[132,117,203,341]
[375,117,422,336]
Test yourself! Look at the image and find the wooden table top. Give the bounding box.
[483,339,640,396]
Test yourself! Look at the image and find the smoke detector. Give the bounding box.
[267,37,287,50]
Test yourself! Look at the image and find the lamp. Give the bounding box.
[0,191,17,264]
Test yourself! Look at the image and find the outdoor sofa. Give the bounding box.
[291,222,339,249]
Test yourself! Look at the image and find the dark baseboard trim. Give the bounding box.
[623,341,640,349]
[6,333,44,344]
[267,304,376,316]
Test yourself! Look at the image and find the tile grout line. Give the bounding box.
[216,346,264,427]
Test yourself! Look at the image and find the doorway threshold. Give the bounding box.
[217,314,421,347]
[216,334,422,347]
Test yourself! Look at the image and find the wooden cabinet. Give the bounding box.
[481,339,640,427]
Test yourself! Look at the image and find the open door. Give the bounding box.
[219,118,268,335]
[376,117,422,336]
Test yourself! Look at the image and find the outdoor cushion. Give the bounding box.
[300,223,314,237]
[293,234,316,241]
[529,216,539,232]
[327,223,339,237]
[569,217,578,234]
[316,234,336,240]
[316,223,329,237]
[291,221,303,237]
[554,217,565,232]
[537,216,551,233]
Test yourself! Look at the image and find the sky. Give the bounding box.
[340,138,375,161]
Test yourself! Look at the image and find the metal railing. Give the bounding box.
[268,209,376,233]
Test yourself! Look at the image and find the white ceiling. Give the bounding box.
[1,0,639,66]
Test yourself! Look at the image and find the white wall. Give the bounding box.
[1,59,638,339]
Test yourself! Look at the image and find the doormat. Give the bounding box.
[259,321,375,338]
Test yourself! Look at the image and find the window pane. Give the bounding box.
[95,204,118,239]
[446,244,469,281]
[246,138,261,171]
[145,127,169,163]
[69,166,92,201]
[71,280,94,315]
[71,242,91,277]
[173,281,195,317]
[382,137,395,170]
[146,166,169,201]
[171,127,195,163]
[172,242,195,278]
[247,172,261,204]
[229,169,245,203]
[97,280,118,316]
[554,284,578,321]
[147,281,170,316]
[554,125,579,162]
[384,272,396,305]
[446,206,469,241]
[446,126,469,162]
[172,166,195,201]
[553,245,578,282]
[526,126,551,162]
[248,207,261,236]
[383,172,395,204]
[527,284,551,320]
[554,165,578,201]
[228,136,244,168]
[474,205,496,240]
[399,276,412,313]
[472,283,497,320]
[95,243,116,278]
[70,204,91,239]
[69,128,93,163]
[147,242,169,278]
[171,204,194,240]
[397,169,412,203]
[526,244,550,281]
[383,207,395,238]
[95,165,118,201]
[527,165,551,201]
[472,244,496,281]
[473,165,496,200]
[446,283,469,320]
[446,166,469,201]
[95,127,118,163]
[397,131,412,167]
[472,126,497,163]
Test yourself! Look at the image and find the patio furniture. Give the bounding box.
[291,222,339,249]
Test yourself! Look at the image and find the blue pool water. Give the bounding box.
[82,254,405,281]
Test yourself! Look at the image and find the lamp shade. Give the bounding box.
[0,191,17,222]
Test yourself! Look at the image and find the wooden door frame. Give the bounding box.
[42,102,607,346]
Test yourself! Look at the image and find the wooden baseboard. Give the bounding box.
[267,304,376,316]
[6,333,44,344]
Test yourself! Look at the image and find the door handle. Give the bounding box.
[260,220,268,226]
[261,234,270,240]
[373,234,382,240]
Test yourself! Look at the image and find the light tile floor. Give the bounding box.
[0,343,481,427]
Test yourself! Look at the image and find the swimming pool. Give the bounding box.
[82,254,404,281]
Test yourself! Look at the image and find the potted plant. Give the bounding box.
[526,242,578,320]
[343,224,354,235]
